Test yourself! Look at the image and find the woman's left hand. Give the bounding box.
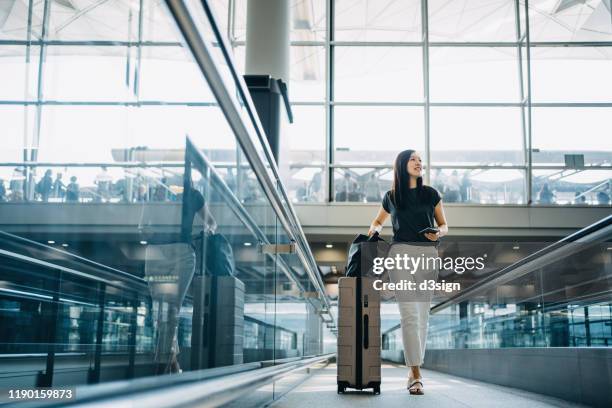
[424,231,439,241]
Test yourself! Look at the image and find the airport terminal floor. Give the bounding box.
[1,0,611,407]
[274,364,585,408]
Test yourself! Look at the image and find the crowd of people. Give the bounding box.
[0,167,178,204]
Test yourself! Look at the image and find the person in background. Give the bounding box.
[574,191,586,204]
[37,169,54,202]
[444,170,461,203]
[596,190,610,206]
[153,177,169,202]
[365,173,382,203]
[66,176,80,202]
[0,179,6,201]
[53,173,66,200]
[460,171,472,203]
[309,170,322,202]
[336,172,352,202]
[538,183,555,204]
[9,168,25,202]
[95,166,112,202]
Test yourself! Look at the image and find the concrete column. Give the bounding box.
[245,0,290,84]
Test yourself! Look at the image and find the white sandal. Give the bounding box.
[408,378,424,395]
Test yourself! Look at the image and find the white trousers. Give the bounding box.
[387,243,438,367]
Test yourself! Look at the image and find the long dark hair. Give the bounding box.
[390,149,423,209]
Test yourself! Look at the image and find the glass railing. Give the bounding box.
[382,216,612,352]
[0,0,333,397]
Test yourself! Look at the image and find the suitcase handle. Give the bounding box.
[363,314,369,349]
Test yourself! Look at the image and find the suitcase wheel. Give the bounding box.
[373,384,380,395]
[337,383,346,394]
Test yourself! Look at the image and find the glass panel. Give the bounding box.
[334,106,425,165]
[0,0,42,40]
[139,46,216,102]
[334,46,423,102]
[291,46,325,102]
[532,169,612,205]
[430,107,524,165]
[43,46,134,102]
[292,0,326,42]
[428,0,517,42]
[333,167,392,203]
[0,106,35,165]
[431,168,526,204]
[528,0,612,42]
[0,45,39,101]
[288,105,326,203]
[531,107,612,166]
[429,47,520,102]
[334,0,421,42]
[530,47,612,102]
[46,0,136,41]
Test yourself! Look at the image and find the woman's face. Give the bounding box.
[406,152,423,177]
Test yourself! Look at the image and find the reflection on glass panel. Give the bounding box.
[430,107,524,165]
[334,106,425,165]
[528,0,612,42]
[530,47,612,102]
[532,169,612,206]
[333,167,392,203]
[0,45,39,101]
[43,46,134,101]
[431,168,526,204]
[334,47,423,102]
[292,0,326,41]
[429,47,520,102]
[291,46,325,101]
[428,0,517,42]
[0,0,42,40]
[531,107,612,165]
[334,0,421,42]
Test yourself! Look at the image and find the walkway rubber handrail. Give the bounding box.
[164,0,332,316]
[430,215,612,314]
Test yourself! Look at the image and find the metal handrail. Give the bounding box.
[429,215,612,314]
[36,353,334,408]
[164,0,332,316]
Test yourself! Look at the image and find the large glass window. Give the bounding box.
[334,0,422,42]
[334,106,425,165]
[334,46,423,102]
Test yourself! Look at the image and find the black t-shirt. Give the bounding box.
[382,186,441,243]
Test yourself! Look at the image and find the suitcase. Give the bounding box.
[337,276,381,394]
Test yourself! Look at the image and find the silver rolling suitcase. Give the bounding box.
[337,276,381,394]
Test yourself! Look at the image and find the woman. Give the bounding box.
[368,149,448,395]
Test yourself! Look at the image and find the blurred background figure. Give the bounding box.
[37,169,53,202]
[444,170,461,203]
[574,191,586,204]
[66,176,80,203]
[460,171,472,203]
[538,183,555,204]
[53,173,66,200]
[95,166,112,202]
[308,170,323,202]
[0,179,6,202]
[365,174,381,203]
[9,168,25,202]
[336,172,352,202]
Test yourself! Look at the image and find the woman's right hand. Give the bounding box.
[368,224,381,236]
